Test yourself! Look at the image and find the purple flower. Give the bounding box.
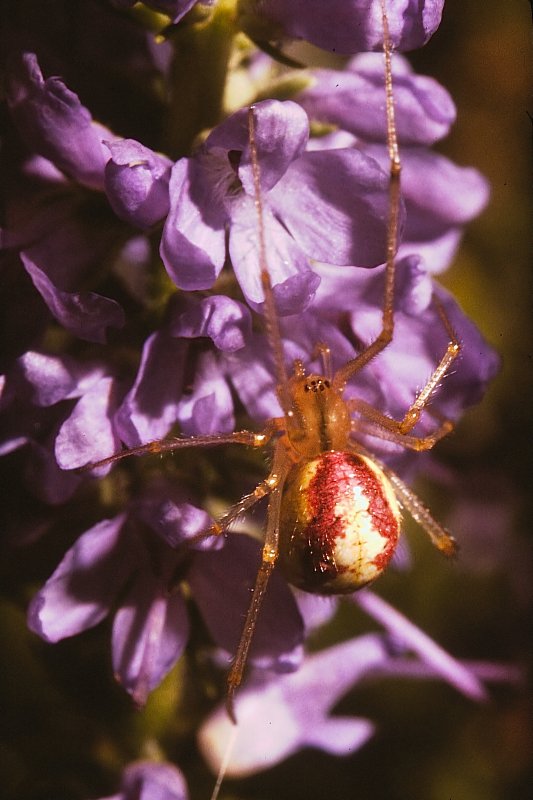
[199,633,382,777]
[160,99,392,312]
[96,761,188,800]
[21,252,126,344]
[3,54,133,342]
[299,54,490,272]
[27,479,303,705]
[6,53,109,190]
[51,293,252,470]
[199,592,517,777]
[353,590,487,700]
[298,54,456,148]
[2,350,110,504]
[0,1,509,789]
[104,139,172,229]
[239,0,445,55]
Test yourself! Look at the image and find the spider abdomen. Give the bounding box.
[278,451,401,594]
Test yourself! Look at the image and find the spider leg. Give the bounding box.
[348,295,461,448]
[225,438,292,722]
[386,467,458,558]
[351,441,458,558]
[349,400,454,452]
[333,3,401,393]
[205,461,284,538]
[78,422,282,472]
[396,298,461,435]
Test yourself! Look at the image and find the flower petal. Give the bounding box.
[6,53,108,190]
[366,144,490,229]
[269,148,393,267]
[298,53,455,146]
[117,761,189,800]
[247,0,444,54]
[199,633,391,777]
[225,336,281,422]
[354,590,488,701]
[13,351,105,407]
[160,158,226,290]
[135,477,214,550]
[21,252,125,343]
[113,579,189,706]
[229,193,320,312]
[28,515,129,642]
[189,534,304,665]
[55,376,122,469]
[105,138,171,229]
[431,286,501,418]
[206,100,309,194]
[177,351,235,435]
[114,331,186,447]
[169,295,252,353]
[339,266,497,424]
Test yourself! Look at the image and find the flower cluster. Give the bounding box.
[1,0,506,795]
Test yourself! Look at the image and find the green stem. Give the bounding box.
[163,0,237,158]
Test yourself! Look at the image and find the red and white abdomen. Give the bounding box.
[278,450,401,594]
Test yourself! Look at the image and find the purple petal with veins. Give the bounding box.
[113,577,190,706]
[229,194,320,312]
[268,148,394,267]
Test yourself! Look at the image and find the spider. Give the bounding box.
[83,2,460,723]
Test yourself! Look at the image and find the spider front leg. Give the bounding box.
[395,297,461,436]
[350,399,455,452]
[79,423,281,472]
[225,438,292,722]
[349,297,461,451]
[332,4,402,395]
